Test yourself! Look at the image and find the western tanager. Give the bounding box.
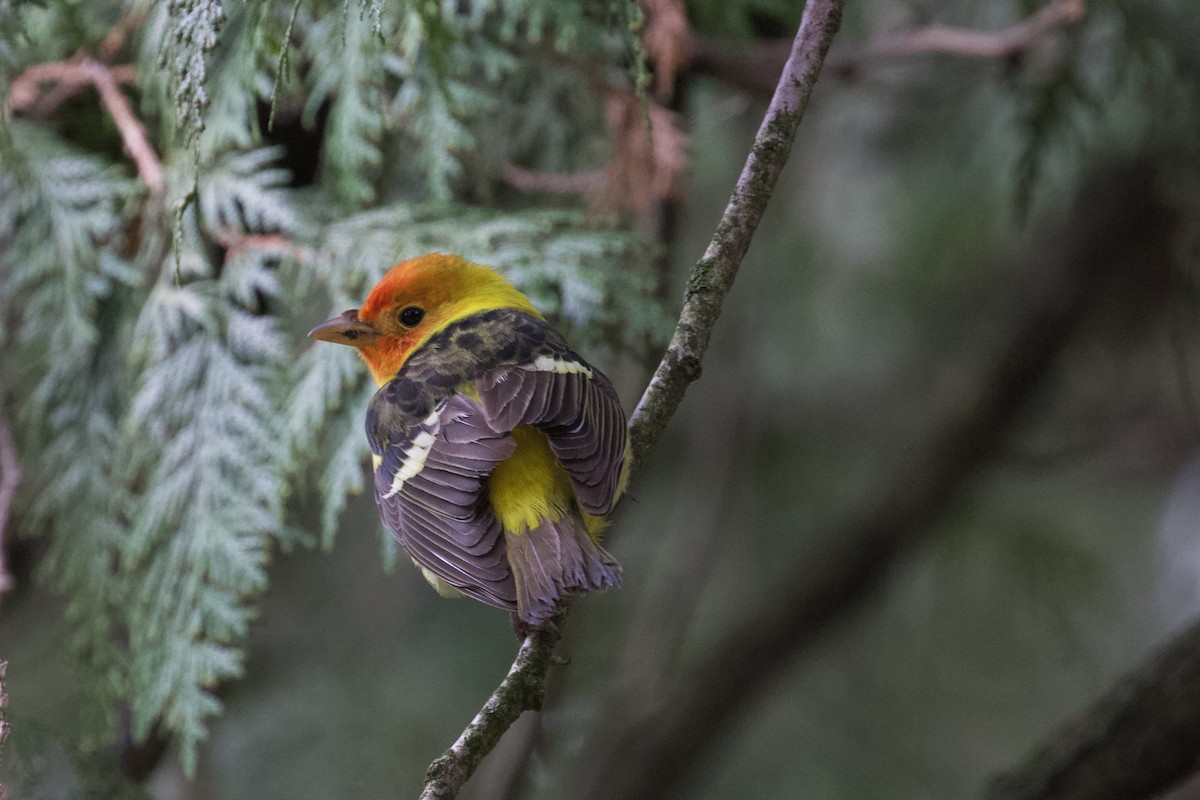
[309,253,627,626]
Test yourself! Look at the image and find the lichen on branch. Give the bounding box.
[626,0,844,472]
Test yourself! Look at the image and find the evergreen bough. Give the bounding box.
[0,0,661,781]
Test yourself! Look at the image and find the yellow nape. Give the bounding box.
[414,258,544,354]
[488,426,573,534]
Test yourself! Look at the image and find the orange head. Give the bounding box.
[308,253,541,385]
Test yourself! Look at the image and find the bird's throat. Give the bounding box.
[359,333,421,386]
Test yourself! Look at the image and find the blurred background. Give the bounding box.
[1,0,1199,798]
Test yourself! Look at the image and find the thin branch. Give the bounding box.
[571,160,1170,800]
[0,409,20,596]
[691,0,1086,96]
[626,0,844,472]
[846,0,1085,61]
[97,8,147,62]
[214,230,314,265]
[985,617,1200,800]
[502,164,606,194]
[468,709,543,800]
[8,61,91,110]
[503,89,687,215]
[418,1,844,797]
[7,59,160,194]
[7,60,136,114]
[419,627,561,800]
[80,59,163,195]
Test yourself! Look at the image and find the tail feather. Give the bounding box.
[505,514,621,626]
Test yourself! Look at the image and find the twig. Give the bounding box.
[0,409,20,596]
[80,59,162,195]
[626,0,844,472]
[502,90,686,215]
[215,230,313,265]
[502,164,606,194]
[848,0,1085,61]
[419,627,561,800]
[97,8,147,62]
[639,0,693,101]
[985,617,1200,800]
[7,59,161,194]
[417,1,844,797]
[115,706,171,783]
[7,60,136,114]
[691,0,1086,96]
[8,61,92,110]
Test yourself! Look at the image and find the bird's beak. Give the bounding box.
[308,308,378,346]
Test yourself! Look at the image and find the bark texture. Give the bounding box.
[626,0,845,472]
[986,618,1200,800]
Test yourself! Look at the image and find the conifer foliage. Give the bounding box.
[0,0,664,776]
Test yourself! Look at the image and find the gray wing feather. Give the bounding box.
[477,365,627,517]
[374,394,518,610]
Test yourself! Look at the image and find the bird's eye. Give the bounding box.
[398,306,425,327]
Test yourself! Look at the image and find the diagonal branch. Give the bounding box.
[626,0,844,471]
[80,59,162,195]
[418,627,561,800]
[417,1,845,797]
[8,59,161,194]
[985,616,1200,800]
[571,159,1170,800]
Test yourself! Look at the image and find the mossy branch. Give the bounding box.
[626,0,845,472]
[416,0,845,797]
[418,626,561,800]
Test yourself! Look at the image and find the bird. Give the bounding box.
[308,253,628,627]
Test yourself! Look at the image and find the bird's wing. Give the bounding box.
[476,346,628,518]
[365,308,626,610]
[369,384,518,610]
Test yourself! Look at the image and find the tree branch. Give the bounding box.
[626,0,844,471]
[985,617,1200,800]
[80,59,162,195]
[691,0,1086,96]
[7,59,161,194]
[418,626,561,800]
[214,230,313,265]
[571,160,1170,800]
[7,60,137,114]
[842,0,1085,62]
[501,164,606,194]
[417,1,844,797]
